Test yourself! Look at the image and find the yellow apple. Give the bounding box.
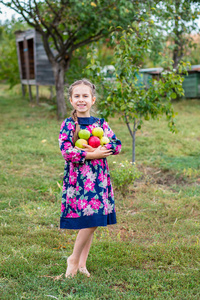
[92,127,104,138]
[100,136,110,146]
[75,139,88,148]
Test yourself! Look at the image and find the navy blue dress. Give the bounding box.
[58,116,121,229]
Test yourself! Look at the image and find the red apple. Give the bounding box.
[88,136,100,148]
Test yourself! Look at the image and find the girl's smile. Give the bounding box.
[70,84,96,117]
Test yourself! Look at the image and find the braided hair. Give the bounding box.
[69,79,96,144]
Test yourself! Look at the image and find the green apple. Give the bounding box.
[78,129,90,140]
[92,127,104,138]
[100,136,110,146]
[75,139,88,148]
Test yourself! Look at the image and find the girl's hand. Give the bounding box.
[92,146,113,159]
[75,145,95,152]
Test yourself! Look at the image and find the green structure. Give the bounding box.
[182,65,200,98]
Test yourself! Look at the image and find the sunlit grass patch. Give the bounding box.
[0,85,200,299]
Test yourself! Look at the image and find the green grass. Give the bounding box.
[0,84,200,299]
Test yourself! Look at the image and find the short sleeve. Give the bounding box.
[58,118,86,164]
[100,119,122,155]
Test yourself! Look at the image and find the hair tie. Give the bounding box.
[75,121,78,125]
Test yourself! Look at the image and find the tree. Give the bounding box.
[0,0,148,119]
[86,24,189,162]
[0,18,29,88]
[154,0,200,69]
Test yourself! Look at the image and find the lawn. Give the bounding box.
[0,84,200,299]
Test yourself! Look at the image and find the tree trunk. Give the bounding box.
[53,63,67,119]
[132,119,136,163]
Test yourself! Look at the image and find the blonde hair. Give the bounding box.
[69,79,96,144]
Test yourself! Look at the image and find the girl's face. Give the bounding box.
[70,83,96,117]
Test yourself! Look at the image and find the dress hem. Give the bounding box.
[60,212,117,230]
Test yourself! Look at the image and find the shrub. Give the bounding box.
[110,160,141,197]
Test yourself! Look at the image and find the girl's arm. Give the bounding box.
[101,119,122,155]
[75,144,113,160]
[58,119,87,164]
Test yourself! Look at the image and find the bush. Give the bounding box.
[110,160,141,197]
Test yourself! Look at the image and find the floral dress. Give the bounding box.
[58,116,121,229]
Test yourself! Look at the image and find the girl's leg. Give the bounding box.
[78,233,94,277]
[79,232,94,268]
[66,226,97,278]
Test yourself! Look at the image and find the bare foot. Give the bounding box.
[78,267,90,278]
[65,256,79,278]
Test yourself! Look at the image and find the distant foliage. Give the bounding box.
[0,18,29,88]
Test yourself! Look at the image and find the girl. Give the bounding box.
[58,79,121,278]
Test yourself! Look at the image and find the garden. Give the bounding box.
[0,84,200,299]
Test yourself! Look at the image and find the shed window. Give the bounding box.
[18,38,35,79]
[27,38,35,79]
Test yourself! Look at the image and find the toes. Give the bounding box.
[79,267,90,277]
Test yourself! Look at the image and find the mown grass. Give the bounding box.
[0,84,200,299]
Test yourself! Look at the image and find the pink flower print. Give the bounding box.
[76,185,80,192]
[60,120,65,130]
[69,171,77,185]
[80,165,90,176]
[62,181,66,191]
[84,179,95,192]
[105,143,112,149]
[111,188,114,198]
[108,203,113,214]
[67,151,82,163]
[70,197,77,210]
[102,177,107,189]
[107,176,111,186]
[66,196,71,204]
[98,171,104,182]
[61,203,65,212]
[100,159,104,168]
[102,193,107,201]
[70,162,74,170]
[114,144,121,154]
[83,205,94,216]
[66,211,80,218]
[67,186,76,198]
[78,198,88,210]
[67,122,74,130]
[87,171,96,182]
[87,127,93,134]
[89,198,101,210]
[59,132,68,142]
[87,124,96,134]
[91,159,99,167]
[64,142,72,150]
[104,128,110,137]
[61,149,68,160]
[104,203,108,215]
[103,122,108,130]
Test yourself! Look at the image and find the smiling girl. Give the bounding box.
[58,79,121,278]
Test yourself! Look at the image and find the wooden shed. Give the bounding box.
[15,29,55,102]
[182,65,200,98]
